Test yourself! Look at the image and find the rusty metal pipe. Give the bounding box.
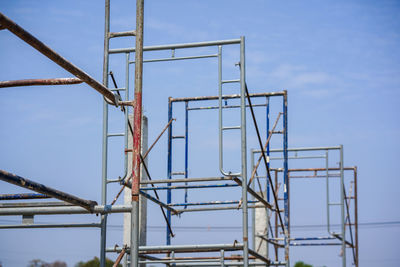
[0,170,97,211]
[131,1,144,266]
[0,193,50,200]
[0,78,83,88]
[170,92,286,103]
[0,12,118,105]
[112,246,127,267]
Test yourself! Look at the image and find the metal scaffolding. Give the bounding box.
[0,2,358,267]
[251,147,358,266]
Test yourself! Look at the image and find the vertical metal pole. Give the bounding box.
[251,150,255,251]
[326,150,330,234]
[131,1,144,266]
[283,91,289,267]
[266,97,270,203]
[354,167,358,267]
[265,96,270,261]
[274,170,279,262]
[218,45,224,175]
[124,52,131,178]
[220,249,225,267]
[122,52,131,267]
[184,101,189,207]
[240,36,249,267]
[100,1,110,266]
[340,145,346,267]
[166,98,173,245]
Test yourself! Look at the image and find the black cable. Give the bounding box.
[245,84,285,233]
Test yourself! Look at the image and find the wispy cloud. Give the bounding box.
[270,64,332,88]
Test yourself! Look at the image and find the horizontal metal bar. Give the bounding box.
[106,178,123,184]
[221,79,240,84]
[268,236,336,241]
[177,205,261,213]
[257,236,284,248]
[0,193,50,200]
[108,30,136,38]
[187,103,268,111]
[0,12,118,105]
[138,259,223,264]
[130,54,218,64]
[171,172,185,175]
[172,136,185,139]
[168,200,257,207]
[109,39,241,54]
[139,191,180,215]
[140,176,233,184]
[259,146,342,153]
[0,223,101,229]
[140,183,239,191]
[172,262,282,266]
[110,88,126,92]
[288,174,341,178]
[222,126,241,130]
[0,170,97,211]
[290,236,336,241]
[290,242,342,246]
[140,255,260,262]
[270,167,355,173]
[0,78,83,88]
[107,133,125,137]
[107,243,244,254]
[0,204,131,215]
[269,155,326,160]
[0,201,72,208]
[170,92,285,103]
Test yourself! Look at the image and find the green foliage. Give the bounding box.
[74,257,121,267]
[294,261,313,267]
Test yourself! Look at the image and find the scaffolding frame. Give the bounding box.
[0,2,358,267]
[251,147,358,266]
[0,1,144,266]
[107,25,289,265]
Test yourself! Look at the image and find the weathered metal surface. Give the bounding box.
[0,223,101,229]
[0,170,97,211]
[0,204,131,215]
[0,193,50,200]
[0,201,72,208]
[109,39,241,54]
[175,205,261,213]
[233,178,273,210]
[109,30,136,38]
[0,78,83,88]
[140,176,233,184]
[140,183,239,191]
[168,200,257,207]
[170,91,286,103]
[187,103,267,111]
[0,12,118,105]
[112,246,127,267]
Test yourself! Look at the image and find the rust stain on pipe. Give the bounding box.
[0,78,83,88]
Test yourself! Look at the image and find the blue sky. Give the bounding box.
[0,0,399,266]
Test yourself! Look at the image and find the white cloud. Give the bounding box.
[268,63,334,93]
